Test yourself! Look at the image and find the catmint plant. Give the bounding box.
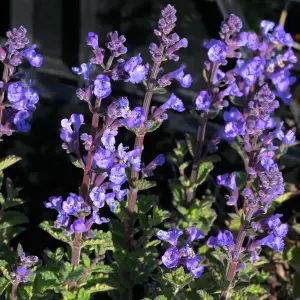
[0,6,299,300]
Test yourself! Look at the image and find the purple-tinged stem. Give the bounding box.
[187,62,219,202]
[221,134,259,298]
[71,97,102,266]
[11,282,18,300]
[125,46,164,250]
[0,64,9,126]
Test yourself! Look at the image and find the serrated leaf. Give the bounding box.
[82,253,91,268]
[244,284,268,295]
[0,277,9,295]
[82,231,114,250]
[197,290,214,300]
[149,206,169,227]
[85,275,118,293]
[0,260,11,280]
[39,221,71,244]
[0,211,28,230]
[197,162,213,185]
[136,195,156,214]
[0,155,21,170]
[77,288,90,300]
[179,161,190,171]
[133,179,156,191]
[3,198,24,210]
[92,265,114,274]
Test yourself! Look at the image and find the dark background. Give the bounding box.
[1,0,300,259]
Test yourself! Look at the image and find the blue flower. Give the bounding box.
[157,228,183,247]
[161,248,179,269]
[94,74,111,98]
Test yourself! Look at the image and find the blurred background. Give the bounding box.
[1,0,300,257]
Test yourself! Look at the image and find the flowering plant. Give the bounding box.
[0,4,300,300]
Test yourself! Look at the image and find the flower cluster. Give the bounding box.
[0,26,43,135]
[10,247,38,284]
[157,227,205,278]
[46,110,143,234]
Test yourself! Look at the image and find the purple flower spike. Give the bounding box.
[217,172,237,191]
[6,26,29,50]
[186,226,205,243]
[94,74,111,98]
[124,54,148,84]
[161,248,179,269]
[195,91,210,111]
[71,218,86,233]
[107,31,127,57]
[186,258,204,278]
[157,4,177,36]
[156,228,183,246]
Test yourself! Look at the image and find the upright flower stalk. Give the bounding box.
[125,5,191,249]
[202,16,296,298]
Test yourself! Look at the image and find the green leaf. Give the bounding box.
[0,211,28,230]
[0,277,9,295]
[3,198,24,210]
[289,248,300,274]
[0,260,11,280]
[5,178,19,200]
[153,87,167,94]
[82,231,114,250]
[77,288,90,300]
[0,171,4,190]
[197,162,213,185]
[146,121,163,133]
[294,273,300,297]
[149,206,169,227]
[82,253,91,268]
[243,284,268,295]
[179,161,191,171]
[85,275,118,293]
[185,133,196,156]
[39,221,71,244]
[197,290,214,300]
[69,155,83,169]
[133,179,156,191]
[0,155,21,170]
[165,266,193,289]
[272,191,300,208]
[169,182,184,203]
[136,195,156,214]
[92,265,115,274]
[293,224,300,235]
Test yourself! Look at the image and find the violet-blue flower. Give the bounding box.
[223,107,242,123]
[71,218,86,233]
[94,74,112,98]
[62,193,83,215]
[124,107,145,128]
[94,147,114,170]
[21,44,43,67]
[217,172,237,191]
[157,228,183,247]
[107,31,127,57]
[13,110,31,132]
[204,39,227,64]
[89,186,106,208]
[162,93,185,112]
[186,258,204,278]
[186,226,205,243]
[123,54,148,84]
[195,91,210,111]
[161,248,179,269]
[109,163,127,185]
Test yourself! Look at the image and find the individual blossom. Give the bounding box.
[204,39,227,64]
[13,110,32,132]
[123,54,148,84]
[123,107,145,128]
[21,44,43,67]
[71,218,87,233]
[186,258,204,278]
[207,230,234,248]
[157,228,183,247]
[94,147,114,170]
[158,66,192,88]
[72,62,93,81]
[217,172,237,191]
[109,163,127,185]
[93,74,112,98]
[142,154,165,177]
[87,32,105,65]
[162,248,179,268]
[80,133,92,150]
[223,107,242,123]
[101,128,117,151]
[186,226,205,243]
[195,91,210,111]
[60,114,84,153]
